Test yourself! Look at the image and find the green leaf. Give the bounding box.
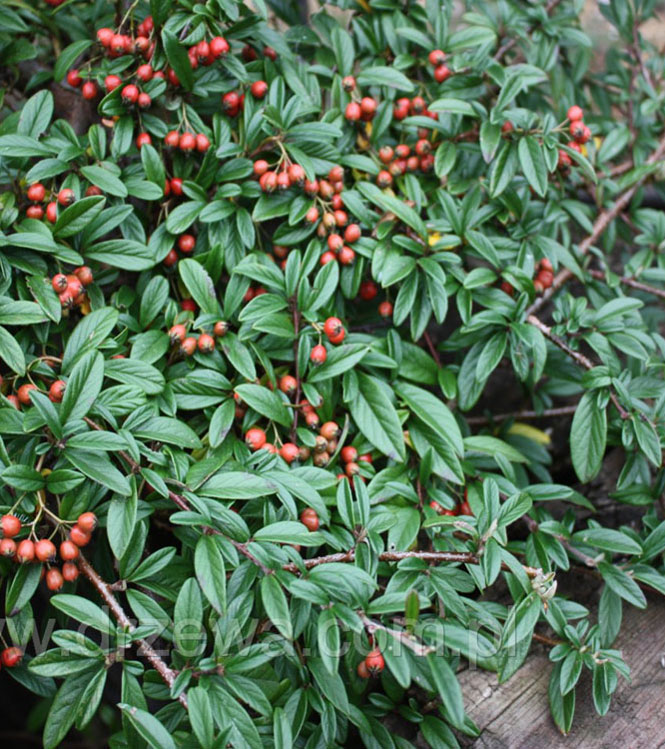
[18,90,54,138]
[357,181,427,239]
[188,687,214,749]
[85,239,155,271]
[179,259,220,316]
[44,669,98,749]
[572,528,642,555]
[195,535,226,615]
[597,563,646,608]
[254,521,324,547]
[0,325,26,374]
[463,435,527,463]
[54,40,92,82]
[107,494,138,560]
[518,136,548,197]
[80,165,128,198]
[346,373,405,461]
[426,654,465,727]
[54,196,105,238]
[307,344,369,382]
[132,416,201,448]
[118,704,176,749]
[234,383,291,427]
[64,449,131,496]
[161,29,194,91]
[395,381,463,455]
[50,595,116,635]
[357,66,415,92]
[570,391,607,482]
[60,351,104,424]
[260,574,292,640]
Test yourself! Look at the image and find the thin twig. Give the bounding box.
[493,0,564,61]
[78,555,188,709]
[282,548,541,577]
[359,614,434,656]
[423,330,442,367]
[588,269,665,300]
[465,404,578,426]
[527,315,630,420]
[526,133,665,317]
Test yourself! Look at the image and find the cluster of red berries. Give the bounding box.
[338,444,373,481]
[163,232,198,268]
[344,92,379,124]
[427,49,453,84]
[322,316,346,345]
[533,258,554,293]
[186,36,230,69]
[221,80,269,117]
[169,320,228,356]
[51,265,94,309]
[164,130,210,153]
[0,512,97,591]
[320,220,362,267]
[558,105,589,168]
[254,159,306,193]
[429,488,472,517]
[357,648,385,678]
[356,280,393,317]
[24,183,100,222]
[393,94,438,123]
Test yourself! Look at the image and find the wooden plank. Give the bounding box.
[457,595,665,748]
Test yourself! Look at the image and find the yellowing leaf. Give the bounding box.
[507,422,551,446]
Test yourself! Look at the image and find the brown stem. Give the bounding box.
[465,404,578,426]
[84,418,271,574]
[588,269,665,300]
[493,0,564,61]
[526,315,630,420]
[78,554,188,709]
[532,632,562,647]
[359,614,434,656]
[282,548,541,577]
[526,132,665,317]
[423,330,442,368]
[523,515,598,568]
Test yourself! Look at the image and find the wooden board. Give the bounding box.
[456,594,665,748]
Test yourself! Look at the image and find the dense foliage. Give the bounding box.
[1,0,665,745]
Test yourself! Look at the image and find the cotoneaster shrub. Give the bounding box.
[0,0,665,745]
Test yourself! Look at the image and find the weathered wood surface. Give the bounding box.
[457,595,665,748]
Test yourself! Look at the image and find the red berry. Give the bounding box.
[1,647,23,668]
[288,164,305,185]
[320,251,337,266]
[345,101,361,121]
[245,428,267,451]
[57,188,75,206]
[104,75,122,93]
[340,446,358,463]
[342,75,356,91]
[46,568,64,592]
[66,69,82,87]
[305,206,319,223]
[97,28,114,47]
[300,508,319,531]
[378,300,393,318]
[170,177,184,195]
[357,660,370,678]
[198,333,215,353]
[178,234,196,253]
[27,183,45,202]
[344,224,361,243]
[179,132,196,151]
[6,395,20,410]
[254,160,269,176]
[181,299,197,312]
[459,500,473,516]
[196,134,210,152]
[60,540,79,561]
[434,64,452,83]
[121,84,139,105]
[169,324,187,344]
[377,170,392,187]
[365,648,385,674]
[136,64,153,82]
[136,132,152,148]
[167,68,180,86]
[210,36,230,58]
[310,344,327,365]
[500,281,514,297]
[137,92,151,109]
[276,171,291,190]
[279,443,300,464]
[82,80,98,99]
[328,234,343,253]
[165,130,180,148]
[17,383,37,405]
[180,337,197,356]
[567,105,583,122]
[16,539,35,563]
[213,321,229,337]
[26,205,44,219]
[323,317,344,343]
[279,375,298,396]
[62,562,79,582]
[0,539,16,557]
[35,539,56,562]
[320,421,340,440]
[49,380,66,403]
[85,185,102,197]
[359,280,378,301]
[251,80,268,98]
[360,97,377,116]
[1,515,21,538]
[222,91,240,113]
[338,246,355,265]
[163,249,178,268]
[69,525,91,547]
[428,49,446,66]
[77,512,97,533]
[569,120,586,141]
